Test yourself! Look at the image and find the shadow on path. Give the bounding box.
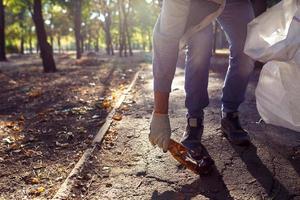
[231,143,292,200]
[289,157,300,177]
[151,146,234,200]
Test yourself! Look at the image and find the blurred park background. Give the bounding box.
[0,0,280,69]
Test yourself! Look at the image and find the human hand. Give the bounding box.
[149,112,171,153]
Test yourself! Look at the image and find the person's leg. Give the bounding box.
[217,0,255,145]
[181,24,213,159]
[181,0,219,171]
[217,0,255,113]
[184,0,219,119]
[185,25,213,119]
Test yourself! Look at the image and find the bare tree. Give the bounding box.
[124,0,133,56]
[101,0,114,55]
[74,0,82,59]
[32,0,57,72]
[118,0,126,57]
[118,0,134,57]
[19,8,26,54]
[0,0,6,61]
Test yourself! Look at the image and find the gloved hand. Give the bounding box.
[149,112,171,152]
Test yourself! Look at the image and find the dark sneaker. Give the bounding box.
[221,112,250,146]
[181,117,204,160]
[196,156,215,176]
[180,117,215,175]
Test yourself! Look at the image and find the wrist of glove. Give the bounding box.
[149,112,171,153]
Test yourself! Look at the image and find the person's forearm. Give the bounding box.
[154,91,170,114]
[152,0,190,94]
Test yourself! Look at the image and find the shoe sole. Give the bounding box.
[197,156,215,176]
[180,145,215,176]
[183,148,215,176]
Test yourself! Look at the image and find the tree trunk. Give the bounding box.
[50,35,54,50]
[19,9,25,54]
[29,34,33,54]
[0,0,6,61]
[80,36,84,53]
[57,36,61,53]
[105,31,110,55]
[111,43,114,55]
[124,18,132,56]
[87,36,91,51]
[104,10,114,55]
[147,29,152,51]
[118,0,126,57]
[123,1,133,56]
[36,42,39,54]
[121,2,127,57]
[32,0,56,72]
[95,37,99,52]
[20,36,24,54]
[142,41,146,51]
[74,0,82,59]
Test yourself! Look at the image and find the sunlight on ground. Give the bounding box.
[0,118,24,135]
[0,117,24,148]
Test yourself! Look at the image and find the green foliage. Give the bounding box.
[4,0,160,53]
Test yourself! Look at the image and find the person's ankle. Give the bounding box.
[222,110,239,119]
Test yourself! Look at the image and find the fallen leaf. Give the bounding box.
[24,149,43,157]
[2,121,16,128]
[112,113,122,121]
[9,80,18,85]
[121,105,129,112]
[30,177,40,184]
[111,91,118,100]
[8,143,19,151]
[27,89,43,98]
[12,125,22,132]
[19,115,25,122]
[101,99,112,109]
[29,186,45,196]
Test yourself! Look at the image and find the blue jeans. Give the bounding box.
[185,0,255,117]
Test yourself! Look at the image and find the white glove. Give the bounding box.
[149,112,171,152]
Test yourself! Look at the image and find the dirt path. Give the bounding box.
[72,63,300,200]
[0,53,144,199]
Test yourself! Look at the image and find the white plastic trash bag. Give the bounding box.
[244,0,300,63]
[256,61,300,132]
[293,48,300,65]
